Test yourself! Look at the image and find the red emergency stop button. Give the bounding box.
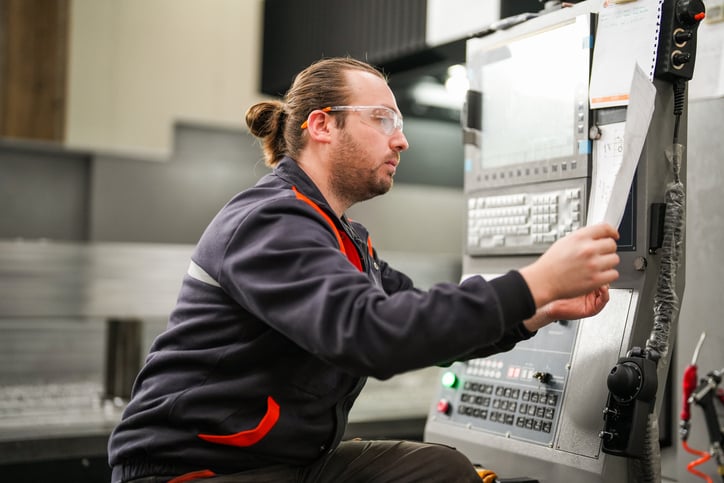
[437,398,452,415]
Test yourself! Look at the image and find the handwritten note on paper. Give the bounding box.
[587,65,657,228]
[587,122,626,226]
[589,0,663,108]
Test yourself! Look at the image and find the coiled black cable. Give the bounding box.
[635,80,688,483]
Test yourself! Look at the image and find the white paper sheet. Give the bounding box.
[689,19,724,100]
[587,64,657,228]
[589,0,663,108]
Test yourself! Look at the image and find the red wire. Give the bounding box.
[682,440,713,483]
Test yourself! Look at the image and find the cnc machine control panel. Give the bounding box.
[432,320,578,446]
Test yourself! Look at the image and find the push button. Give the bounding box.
[436,399,452,415]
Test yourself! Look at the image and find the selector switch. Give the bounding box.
[672,51,692,68]
[532,371,552,384]
[673,28,693,46]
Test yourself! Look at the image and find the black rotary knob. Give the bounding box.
[677,0,706,26]
[607,361,643,403]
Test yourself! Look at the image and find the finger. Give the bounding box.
[598,285,610,304]
[597,267,620,286]
[590,237,618,255]
[598,253,621,271]
[580,222,620,241]
[588,253,619,273]
[593,222,620,240]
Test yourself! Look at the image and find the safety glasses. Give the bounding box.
[301,105,404,135]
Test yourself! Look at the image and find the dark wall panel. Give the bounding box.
[261,0,428,96]
[500,0,545,19]
[0,145,90,241]
[89,125,269,244]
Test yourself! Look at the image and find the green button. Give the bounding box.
[441,371,458,388]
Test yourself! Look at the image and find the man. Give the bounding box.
[109,57,620,482]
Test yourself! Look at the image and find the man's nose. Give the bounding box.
[391,131,409,152]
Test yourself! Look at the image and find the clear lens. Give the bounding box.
[366,107,403,135]
[328,106,403,135]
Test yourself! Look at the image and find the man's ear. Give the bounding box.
[305,110,334,143]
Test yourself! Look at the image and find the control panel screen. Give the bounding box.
[476,19,589,170]
[465,14,592,190]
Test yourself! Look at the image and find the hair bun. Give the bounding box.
[245,101,285,138]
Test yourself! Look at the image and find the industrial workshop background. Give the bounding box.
[0,0,721,481]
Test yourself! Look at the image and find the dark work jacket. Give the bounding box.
[107,156,536,478]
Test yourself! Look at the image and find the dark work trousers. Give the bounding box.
[121,440,482,483]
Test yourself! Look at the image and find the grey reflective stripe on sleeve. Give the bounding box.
[187,260,221,287]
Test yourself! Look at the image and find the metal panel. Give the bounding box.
[0,142,90,241]
[90,124,268,244]
[675,97,724,481]
[0,240,192,318]
[556,289,635,457]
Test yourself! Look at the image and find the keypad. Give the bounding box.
[466,189,583,251]
[457,382,557,434]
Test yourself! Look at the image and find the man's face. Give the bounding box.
[327,70,409,206]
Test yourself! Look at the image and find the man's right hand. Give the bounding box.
[519,223,620,308]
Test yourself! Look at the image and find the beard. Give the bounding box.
[328,130,395,207]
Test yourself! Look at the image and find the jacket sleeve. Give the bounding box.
[437,321,536,366]
[216,198,536,380]
[376,258,416,295]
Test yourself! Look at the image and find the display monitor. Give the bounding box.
[465,14,593,188]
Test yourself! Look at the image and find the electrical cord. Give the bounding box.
[683,440,714,483]
[680,334,714,482]
[644,77,687,365]
[634,77,688,483]
[672,78,686,145]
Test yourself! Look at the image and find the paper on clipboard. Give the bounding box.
[589,0,663,108]
[587,64,656,228]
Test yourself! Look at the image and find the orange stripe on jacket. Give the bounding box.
[197,396,279,447]
[167,469,217,483]
[292,186,363,272]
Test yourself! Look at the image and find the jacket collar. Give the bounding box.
[274,156,336,216]
[274,157,371,251]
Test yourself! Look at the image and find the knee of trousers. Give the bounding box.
[408,443,479,477]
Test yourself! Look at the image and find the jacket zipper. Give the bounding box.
[340,218,367,272]
[328,376,367,452]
